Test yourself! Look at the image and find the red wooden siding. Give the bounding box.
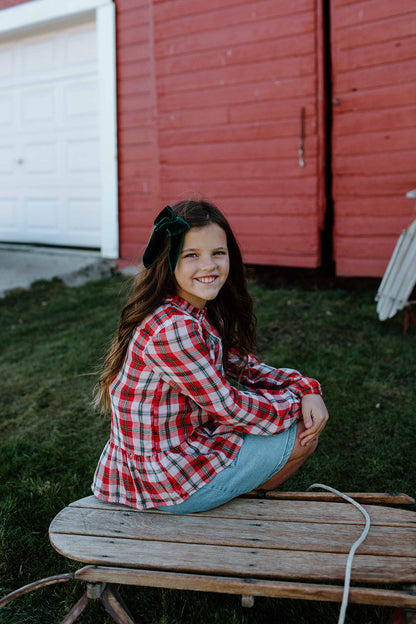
[151,0,324,268]
[3,0,415,276]
[331,0,416,276]
[0,0,22,7]
[115,0,161,261]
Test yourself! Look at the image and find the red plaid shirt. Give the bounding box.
[92,296,321,509]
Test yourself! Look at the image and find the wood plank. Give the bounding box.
[334,127,416,158]
[243,491,415,505]
[74,565,416,609]
[334,83,416,117]
[221,196,319,216]
[333,106,415,137]
[156,34,315,77]
[160,161,318,184]
[335,36,416,74]
[334,0,416,30]
[335,257,388,279]
[333,151,416,176]
[155,13,314,59]
[161,177,318,199]
[157,56,314,94]
[155,0,313,37]
[154,0,252,24]
[71,496,416,527]
[333,174,413,197]
[336,197,411,218]
[157,75,316,112]
[334,14,416,51]
[48,533,416,584]
[158,136,317,163]
[159,119,303,146]
[335,217,409,238]
[49,507,415,557]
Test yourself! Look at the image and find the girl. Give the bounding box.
[92,200,328,513]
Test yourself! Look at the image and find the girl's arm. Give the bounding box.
[226,349,328,446]
[142,318,305,435]
[227,348,322,399]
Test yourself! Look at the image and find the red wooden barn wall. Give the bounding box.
[331,0,416,277]
[2,0,415,276]
[115,0,161,261]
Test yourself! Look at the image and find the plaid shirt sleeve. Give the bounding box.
[226,348,322,398]
[142,316,304,435]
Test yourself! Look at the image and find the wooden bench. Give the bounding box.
[48,492,416,624]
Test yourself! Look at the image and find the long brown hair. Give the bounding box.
[95,199,256,412]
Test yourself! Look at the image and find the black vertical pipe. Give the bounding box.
[321,0,335,275]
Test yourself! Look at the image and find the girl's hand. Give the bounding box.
[299,394,329,446]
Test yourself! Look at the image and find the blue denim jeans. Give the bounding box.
[156,423,297,514]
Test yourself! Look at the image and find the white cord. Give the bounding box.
[307,483,371,624]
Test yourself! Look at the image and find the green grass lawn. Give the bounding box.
[0,273,415,623]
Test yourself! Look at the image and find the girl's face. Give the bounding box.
[174,223,229,308]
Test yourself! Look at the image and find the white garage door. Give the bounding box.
[0,19,101,248]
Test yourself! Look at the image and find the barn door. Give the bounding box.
[153,0,326,269]
[330,0,416,276]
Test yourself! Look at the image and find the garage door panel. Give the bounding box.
[22,36,58,75]
[24,142,58,174]
[0,198,18,230]
[65,26,97,65]
[0,46,13,78]
[66,138,100,174]
[0,93,14,126]
[24,197,60,231]
[0,144,14,175]
[63,80,98,121]
[20,87,56,126]
[68,198,100,235]
[0,20,101,248]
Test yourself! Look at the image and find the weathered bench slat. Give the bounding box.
[49,533,416,584]
[73,565,416,609]
[50,506,414,557]
[243,491,415,505]
[69,495,416,527]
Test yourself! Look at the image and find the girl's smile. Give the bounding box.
[174,223,229,308]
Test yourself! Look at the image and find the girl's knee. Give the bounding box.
[257,435,317,491]
[289,431,318,462]
[302,436,318,458]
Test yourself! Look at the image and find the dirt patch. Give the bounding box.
[245,264,382,292]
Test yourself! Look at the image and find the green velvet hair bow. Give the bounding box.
[142,206,190,274]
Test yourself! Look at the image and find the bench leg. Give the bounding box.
[405,608,416,624]
[60,591,89,624]
[59,583,136,624]
[405,585,416,624]
[241,595,255,608]
[102,584,137,624]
